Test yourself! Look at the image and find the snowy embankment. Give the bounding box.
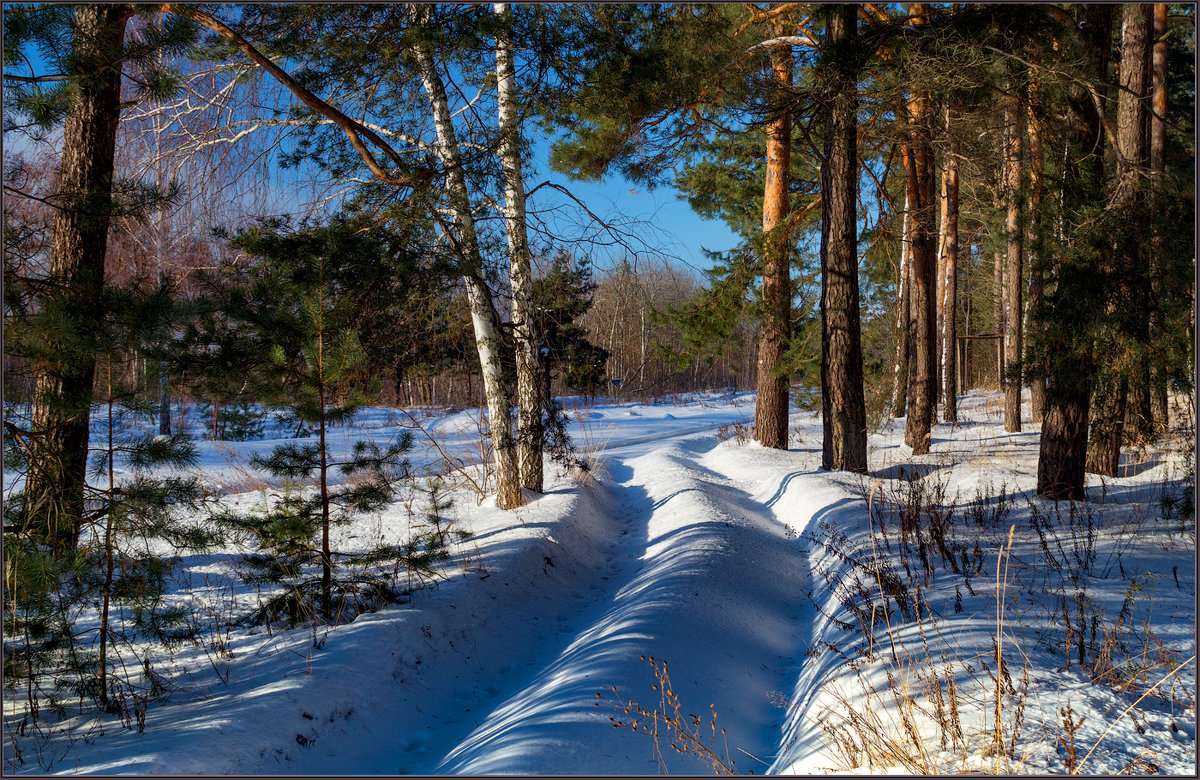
[3,391,1195,774]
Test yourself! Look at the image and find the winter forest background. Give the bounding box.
[2,3,1196,775]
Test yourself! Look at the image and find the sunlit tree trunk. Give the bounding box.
[992,248,1004,389]
[754,25,793,450]
[25,5,130,552]
[903,4,937,456]
[1002,85,1024,433]
[939,106,960,423]
[495,2,543,493]
[890,187,911,417]
[820,3,866,473]
[1025,89,1047,423]
[413,25,522,509]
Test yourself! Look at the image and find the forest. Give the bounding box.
[2,2,1196,775]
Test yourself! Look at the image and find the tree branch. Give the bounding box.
[162,4,433,191]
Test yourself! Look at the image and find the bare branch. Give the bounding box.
[162,4,431,190]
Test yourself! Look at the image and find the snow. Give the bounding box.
[3,390,1195,775]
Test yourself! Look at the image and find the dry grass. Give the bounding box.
[800,466,1195,775]
[596,655,740,775]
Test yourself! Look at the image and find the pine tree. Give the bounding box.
[901,4,938,456]
[1085,3,1151,477]
[1001,80,1025,434]
[1035,4,1113,500]
[5,279,215,716]
[200,218,417,622]
[819,3,867,472]
[6,5,196,552]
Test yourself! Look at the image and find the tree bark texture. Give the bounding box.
[413,26,522,509]
[1025,92,1047,423]
[902,83,937,455]
[1148,2,1170,431]
[890,187,911,417]
[992,248,1004,388]
[935,157,948,405]
[495,2,544,493]
[754,28,793,450]
[939,108,959,424]
[1036,3,1113,500]
[1086,3,1149,476]
[1002,87,1024,433]
[820,4,867,473]
[25,5,129,552]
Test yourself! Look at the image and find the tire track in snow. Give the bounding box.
[430,434,820,774]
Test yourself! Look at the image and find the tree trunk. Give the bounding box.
[1002,86,1024,433]
[992,249,1004,389]
[939,106,960,424]
[1087,377,1127,476]
[903,30,937,456]
[1038,390,1091,501]
[413,26,522,509]
[495,2,543,493]
[934,158,948,406]
[820,4,867,473]
[1087,3,1149,476]
[890,187,911,417]
[754,26,793,450]
[1148,2,1170,431]
[1026,90,1047,423]
[25,5,129,552]
[1037,3,1113,500]
[318,375,332,620]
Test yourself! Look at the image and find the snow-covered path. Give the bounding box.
[224,424,838,775]
[432,434,817,774]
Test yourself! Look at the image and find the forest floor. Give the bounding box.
[3,390,1196,775]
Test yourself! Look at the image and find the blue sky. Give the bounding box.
[524,151,743,275]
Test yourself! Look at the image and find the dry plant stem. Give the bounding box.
[1072,653,1196,775]
[993,524,1015,773]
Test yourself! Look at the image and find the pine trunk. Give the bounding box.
[1003,87,1024,433]
[820,4,867,473]
[1036,4,1113,500]
[413,29,522,509]
[24,5,129,552]
[754,30,793,450]
[890,187,911,417]
[1087,3,1149,476]
[903,52,937,456]
[992,249,1004,388]
[1026,92,1047,423]
[1038,390,1091,501]
[1087,377,1127,476]
[495,2,543,493]
[1148,2,1170,431]
[940,108,960,424]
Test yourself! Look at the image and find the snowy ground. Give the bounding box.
[3,390,1195,775]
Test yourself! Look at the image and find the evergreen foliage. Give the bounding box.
[4,279,215,719]
[191,216,442,623]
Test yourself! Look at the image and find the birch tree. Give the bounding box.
[494,2,544,492]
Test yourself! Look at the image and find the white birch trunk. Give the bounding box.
[412,22,522,509]
[494,2,543,492]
